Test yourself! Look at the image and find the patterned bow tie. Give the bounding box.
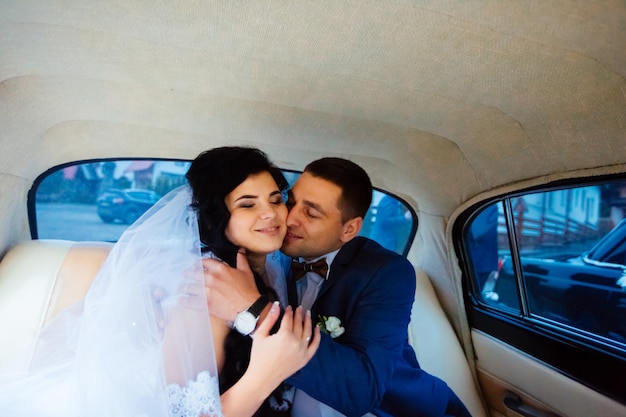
[291,258,329,281]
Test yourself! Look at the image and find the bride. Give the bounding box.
[0,146,320,417]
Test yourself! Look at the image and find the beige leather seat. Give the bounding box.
[0,240,488,416]
[0,239,112,365]
[409,269,488,417]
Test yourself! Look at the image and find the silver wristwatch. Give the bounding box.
[233,295,269,336]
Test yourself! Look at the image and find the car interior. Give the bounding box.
[1,2,625,416]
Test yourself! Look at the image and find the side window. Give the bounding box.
[32,162,417,255]
[364,191,415,255]
[462,180,626,347]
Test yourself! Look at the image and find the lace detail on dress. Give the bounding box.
[168,371,223,417]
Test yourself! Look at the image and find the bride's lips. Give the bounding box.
[256,225,283,236]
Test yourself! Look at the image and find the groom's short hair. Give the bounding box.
[304,157,372,222]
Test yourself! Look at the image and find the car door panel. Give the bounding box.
[473,330,626,417]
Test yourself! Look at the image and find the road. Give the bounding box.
[36,203,130,242]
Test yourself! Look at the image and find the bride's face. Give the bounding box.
[224,171,287,256]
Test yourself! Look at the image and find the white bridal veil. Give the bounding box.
[0,186,222,417]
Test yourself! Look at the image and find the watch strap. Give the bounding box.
[247,294,270,318]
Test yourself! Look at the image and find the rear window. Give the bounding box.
[31,160,416,255]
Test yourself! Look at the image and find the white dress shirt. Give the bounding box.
[291,251,375,417]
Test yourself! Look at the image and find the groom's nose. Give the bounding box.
[286,206,301,227]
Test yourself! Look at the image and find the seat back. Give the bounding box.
[0,240,112,366]
[408,268,488,417]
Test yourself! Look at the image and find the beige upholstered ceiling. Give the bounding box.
[1,0,625,217]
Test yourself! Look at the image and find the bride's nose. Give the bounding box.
[259,204,278,219]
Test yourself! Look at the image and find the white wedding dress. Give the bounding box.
[0,186,223,417]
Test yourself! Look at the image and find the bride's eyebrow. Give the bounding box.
[234,189,281,201]
[234,194,258,202]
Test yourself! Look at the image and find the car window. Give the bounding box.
[462,179,626,348]
[31,161,416,255]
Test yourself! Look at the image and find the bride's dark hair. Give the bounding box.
[186,146,288,267]
[186,146,287,400]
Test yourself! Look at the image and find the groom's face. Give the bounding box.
[281,172,348,261]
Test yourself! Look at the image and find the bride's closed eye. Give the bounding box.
[270,194,284,205]
[234,198,256,209]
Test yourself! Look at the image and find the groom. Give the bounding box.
[203,157,471,417]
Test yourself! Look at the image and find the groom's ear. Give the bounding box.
[340,217,362,243]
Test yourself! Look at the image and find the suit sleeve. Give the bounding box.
[286,253,416,416]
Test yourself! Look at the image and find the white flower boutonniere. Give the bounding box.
[317,315,345,338]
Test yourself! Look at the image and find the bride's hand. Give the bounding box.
[220,303,319,417]
[178,250,261,322]
[247,302,320,387]
[201,251,261,322]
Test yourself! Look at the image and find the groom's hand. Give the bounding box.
[201,250,262,322]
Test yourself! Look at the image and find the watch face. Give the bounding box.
[234,311,257,335]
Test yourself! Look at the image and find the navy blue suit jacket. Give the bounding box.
[284,237,454,417]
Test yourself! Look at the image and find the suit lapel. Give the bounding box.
[314,237,366,302]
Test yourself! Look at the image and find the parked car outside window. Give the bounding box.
[96,189,162,224]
